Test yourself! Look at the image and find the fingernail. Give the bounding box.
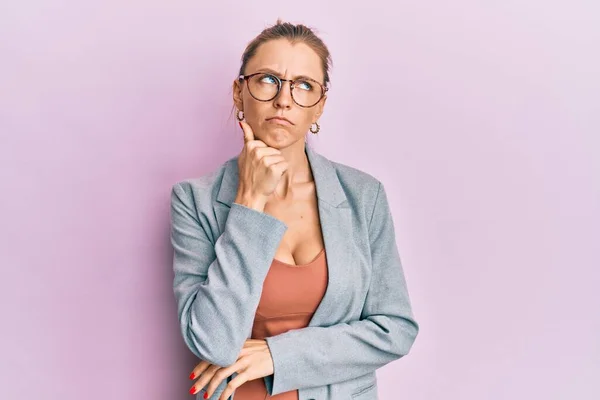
[189,386,197,395]
[238,121,242,129]
[204,392,209,399]
[189,372,196,380]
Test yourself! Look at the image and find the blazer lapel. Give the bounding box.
[213,142,354,327]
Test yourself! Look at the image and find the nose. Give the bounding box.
[273,80,293,109]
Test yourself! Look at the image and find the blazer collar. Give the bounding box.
[216,142,347,208]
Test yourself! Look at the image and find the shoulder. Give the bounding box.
[170,156,235,206]
[329,158,382,191]
[323,156,397,239]
[324,155,384,217]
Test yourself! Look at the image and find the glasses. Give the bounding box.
[238,72,328,108]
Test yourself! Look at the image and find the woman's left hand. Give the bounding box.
[189,339,274,400]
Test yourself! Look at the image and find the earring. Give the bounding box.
[236,109,244,121]
[310,121,320,134]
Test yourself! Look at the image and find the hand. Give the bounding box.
[188,339,274,400]
[235,120,289,210]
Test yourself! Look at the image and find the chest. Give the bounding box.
[264,184,325,266]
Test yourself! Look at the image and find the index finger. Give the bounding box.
[239,120,255,143]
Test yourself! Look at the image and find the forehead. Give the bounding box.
[245,39,324,82]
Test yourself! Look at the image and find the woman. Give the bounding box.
[170,20,419,400]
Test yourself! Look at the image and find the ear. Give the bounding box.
[232,78,244,111]
[313,95,327,122]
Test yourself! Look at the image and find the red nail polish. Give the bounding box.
[189,372,196,380]
[189,386,197,395]
[204,392,209,399]
[238,121,242,129]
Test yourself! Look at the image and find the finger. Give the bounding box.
[243,140,268,159]
[220,371,250,400]
[251,146,281,161]
[189,363,220,396]
[189,360,211,380]
[266,159,289,176]
[256,155,286,171]
[204,363,241,399]
[239,120,254,143]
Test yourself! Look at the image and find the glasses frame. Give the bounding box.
[238,72,329,108]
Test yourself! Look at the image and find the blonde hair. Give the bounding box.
[238,19,332,86]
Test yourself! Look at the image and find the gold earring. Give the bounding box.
[310,121,320,134]
[236,110,244,121]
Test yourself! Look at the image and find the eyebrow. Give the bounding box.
[252,68,322,83]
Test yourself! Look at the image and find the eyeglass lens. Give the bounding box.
[247,73,323,107]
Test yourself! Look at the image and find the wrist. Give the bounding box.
[234,192,268,212]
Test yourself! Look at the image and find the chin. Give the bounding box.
[264,126,292,143]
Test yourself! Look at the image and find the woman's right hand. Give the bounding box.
[234,120,289,211]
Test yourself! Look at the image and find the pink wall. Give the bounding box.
[2,1,598,399]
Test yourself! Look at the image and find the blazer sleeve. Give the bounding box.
[263,181,419,396]
[170,182,288,367]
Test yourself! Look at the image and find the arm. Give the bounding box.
[263,181,419,396]
[170,182,288,367]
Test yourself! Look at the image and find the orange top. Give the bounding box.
[233,248,328,400]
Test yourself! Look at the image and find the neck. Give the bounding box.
[274,139,312,199]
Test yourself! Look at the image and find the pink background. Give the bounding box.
[1,1,598,399]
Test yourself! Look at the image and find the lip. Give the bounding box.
[266,116,294,126]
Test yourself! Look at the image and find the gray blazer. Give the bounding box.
[170,142,419,400]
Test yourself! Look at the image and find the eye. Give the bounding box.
[259,74,278,84]
[296,80,313,91]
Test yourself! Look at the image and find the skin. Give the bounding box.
[235,38,326,155]
[188,38,329,399]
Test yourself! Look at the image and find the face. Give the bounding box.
[233,39,327,149]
